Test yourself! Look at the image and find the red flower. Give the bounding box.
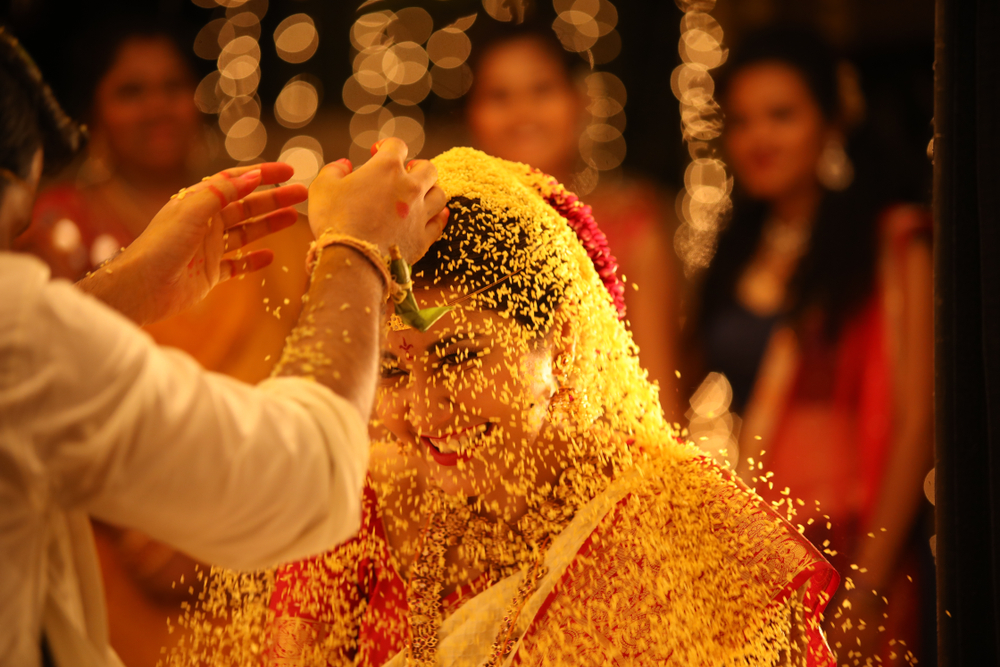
[535,176,627,321]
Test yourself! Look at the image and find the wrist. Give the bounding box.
[307,231,392,293]
[312,245,387,308]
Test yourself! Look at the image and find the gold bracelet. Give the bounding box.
[305,232,393,296]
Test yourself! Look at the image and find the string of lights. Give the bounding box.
[669,0,738,466]
[670,0,731,277]
[191,0,625,200]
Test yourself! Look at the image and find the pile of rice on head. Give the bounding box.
[402,146,669,471]
[169,148,837,667]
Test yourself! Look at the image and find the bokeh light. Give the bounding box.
[275,78,320,128]
[274,14,319,64]
[389,73,432,106]
[430,63,473,99]
[194,18,227,60]
[427,28,472,69]
[218,94,260,133]
[193,0,276,164]
[687,372,740,468]
[575,68,626,194]
[342,74,387,114]
[225,116,267,161]
[228,0,266,19]
[279,135,324,212]
[672,0,731,276]
[482,0,528,23]
[218,11,262,46]
[351,11,394,51]
[194,71,224,114]
[387,7,434,45]
[384,42,429,86]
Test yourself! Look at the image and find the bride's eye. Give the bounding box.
[380,360,407,380]
[436,348,481,368]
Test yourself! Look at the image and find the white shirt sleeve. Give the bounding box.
[2,256,368,571]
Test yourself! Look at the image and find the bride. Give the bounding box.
[177,148,838,667]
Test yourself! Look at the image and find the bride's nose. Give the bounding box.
[405,372,457,428]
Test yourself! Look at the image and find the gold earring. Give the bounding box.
[817,138,854,191]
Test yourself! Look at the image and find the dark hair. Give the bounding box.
[715,25,841,121]
[700,26,880,340]
[412,196,561,331]
[0,27,85,182]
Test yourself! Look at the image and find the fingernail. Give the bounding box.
[240,169,262,184]
[336,158,352,169]
[370,140,386,156]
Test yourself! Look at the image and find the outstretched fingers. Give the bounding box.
[218,183,307,229]
[180,162,299,220]
[218,248,275,282]
[178,169,263,222]
[224,208,299,252]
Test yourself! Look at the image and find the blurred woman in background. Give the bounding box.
[14,21,312,667]
[691,26,933,661]
[464,24,681,417]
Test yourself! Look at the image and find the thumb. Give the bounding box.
[317,158,353,182]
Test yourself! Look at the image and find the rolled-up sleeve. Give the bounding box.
[8,263,369,571]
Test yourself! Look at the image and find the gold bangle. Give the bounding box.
[305,232,394,297]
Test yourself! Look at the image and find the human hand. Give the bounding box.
[307,138,449,264]
[109,163,307,325]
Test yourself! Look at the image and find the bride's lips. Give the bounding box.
[420,423,493,467]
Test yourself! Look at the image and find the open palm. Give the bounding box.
[118,163,307,325]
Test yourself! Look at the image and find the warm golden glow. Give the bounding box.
[574,69,625,194]
[218,94,260,133]
[224,116,267,161]
[426,28,472,69]
[274,78,320,129]
[482,0,528,23]
[278,135,324,212]
[672,2,731,276]
[342,74,387,114]
[193,71,223,114]
[387,7,434,45]
[274,14,319,64]
[687,372,739,468]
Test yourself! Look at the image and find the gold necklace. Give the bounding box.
[404,459,608,667]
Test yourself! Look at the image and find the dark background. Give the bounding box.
[1,0,935,199]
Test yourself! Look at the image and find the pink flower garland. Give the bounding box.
[538,178,627,321]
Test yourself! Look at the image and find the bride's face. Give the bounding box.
[376,288,560,510]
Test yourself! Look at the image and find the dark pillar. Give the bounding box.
[933,0,1000,664]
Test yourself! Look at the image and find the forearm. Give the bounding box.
[274,245,384,421]
[854,425,933,590]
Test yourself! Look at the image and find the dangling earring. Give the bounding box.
[816,137,854,191]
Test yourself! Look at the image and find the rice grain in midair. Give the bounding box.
[168,148,839,667]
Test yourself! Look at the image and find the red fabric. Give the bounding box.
[760,206,932,659]
[268,484,406,666]
[268,461,838,666]
[516,461,838,666]
[763,207,932,534]
[15,184,133,281]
